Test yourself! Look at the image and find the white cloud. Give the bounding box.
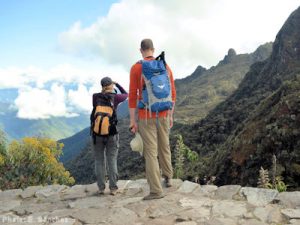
[14,84,76,119]
[68,84,95,113]
[59,0,300,77]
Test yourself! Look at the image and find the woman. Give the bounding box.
[90,76,128,195]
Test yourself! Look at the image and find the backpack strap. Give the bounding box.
[155,51,166,67]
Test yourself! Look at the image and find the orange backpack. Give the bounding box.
[91,93,117,142]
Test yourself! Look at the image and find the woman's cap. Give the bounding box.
[101,77,113,87]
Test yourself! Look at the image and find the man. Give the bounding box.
[128,39,176,200]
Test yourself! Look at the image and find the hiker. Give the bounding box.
[128,39,176,200]
[90,76,128,195]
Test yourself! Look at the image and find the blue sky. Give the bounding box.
[0,0,299,119]
[0,0,117,67]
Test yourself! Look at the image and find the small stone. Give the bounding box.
[240,187,278,206]
[21,186,43,199]
[214,185,241,200]
[177,181,199,194]
[238,219,268,225]
[193,185,218,197]
[275,191,300,208]
[35,185,68,199]
[289,219,300,225]
[0,200,21,212]
[61,185,86,200]
[253,205,283,223]
[281,208,300,219]
[212,200,247,218]
[0,189,22,200]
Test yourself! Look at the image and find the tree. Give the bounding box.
[0,137,75,190]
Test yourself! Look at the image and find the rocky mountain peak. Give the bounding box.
[268,6,300,74]
[218,48,237,65]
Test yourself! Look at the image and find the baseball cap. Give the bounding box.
[101,77,113,87]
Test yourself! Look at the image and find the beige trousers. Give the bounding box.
[138,117,173,194]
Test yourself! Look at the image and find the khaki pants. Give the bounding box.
[138,117,173,194]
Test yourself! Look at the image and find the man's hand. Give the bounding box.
[129,122,138,133]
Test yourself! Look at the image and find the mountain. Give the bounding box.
[175,43,272,123]
[0,105,89,141]
[177,6,300,189]
[0,85,90,141]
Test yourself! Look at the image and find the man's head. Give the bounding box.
[140,39,154,57]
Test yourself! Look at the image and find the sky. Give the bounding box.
[0,0,299,119]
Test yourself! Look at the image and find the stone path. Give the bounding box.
[0,179,300,225]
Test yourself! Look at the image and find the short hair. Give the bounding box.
[140,39,154,51]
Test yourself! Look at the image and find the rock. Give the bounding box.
[177,181,199,194]
[253,205,283,223]
[238,219,268,225]
[35,185,68,200]
[71,207,137,225]
[212,200,247,218]
[289,219,300,225]
[116,180,132,193]
[50,218,77,225]
[179,197,214,208]
[275,191,300,208]
[148,202,182,219]
[84,182,98,195]
[205,217,238,225]
[0,200,21,213]
[281,209,300,220]
[214,185,241,200]
[193,185,218,197]
[0,189,22,200]
[13,201,67,215]
[61,185,86,200]
[68,196,109,209]
[240,187,278,206]
[21,186,43,199]
[175,222,197,225]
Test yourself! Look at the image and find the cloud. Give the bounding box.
[58,0,300,77]
[14,84,77,119]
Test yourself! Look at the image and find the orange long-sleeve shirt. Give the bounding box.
[129,56,176,119]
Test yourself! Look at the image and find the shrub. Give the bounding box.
[0,137,75,190]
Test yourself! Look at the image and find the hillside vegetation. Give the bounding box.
[175,43,272,123]
[177,6,300,189]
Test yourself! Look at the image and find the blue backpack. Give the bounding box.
[138,52,173,115]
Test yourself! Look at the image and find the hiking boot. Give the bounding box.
[165,177,172,187]
[110,189,118,196]
[143,193,165,200]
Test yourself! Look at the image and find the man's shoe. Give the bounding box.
[165,177,172,187]
[143,193,165,200]
[98,189,105,195]
[110,189,118,196]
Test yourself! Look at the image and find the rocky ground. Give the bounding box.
[0,179,300,225]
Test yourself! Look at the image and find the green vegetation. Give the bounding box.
[0,135,74,190]
[174,43,272,123]
[174,134,198,179]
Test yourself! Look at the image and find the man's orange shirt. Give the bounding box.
[129,56,176,119]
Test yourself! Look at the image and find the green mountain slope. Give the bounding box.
[177,6,300,189]
[175,44,272,123]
